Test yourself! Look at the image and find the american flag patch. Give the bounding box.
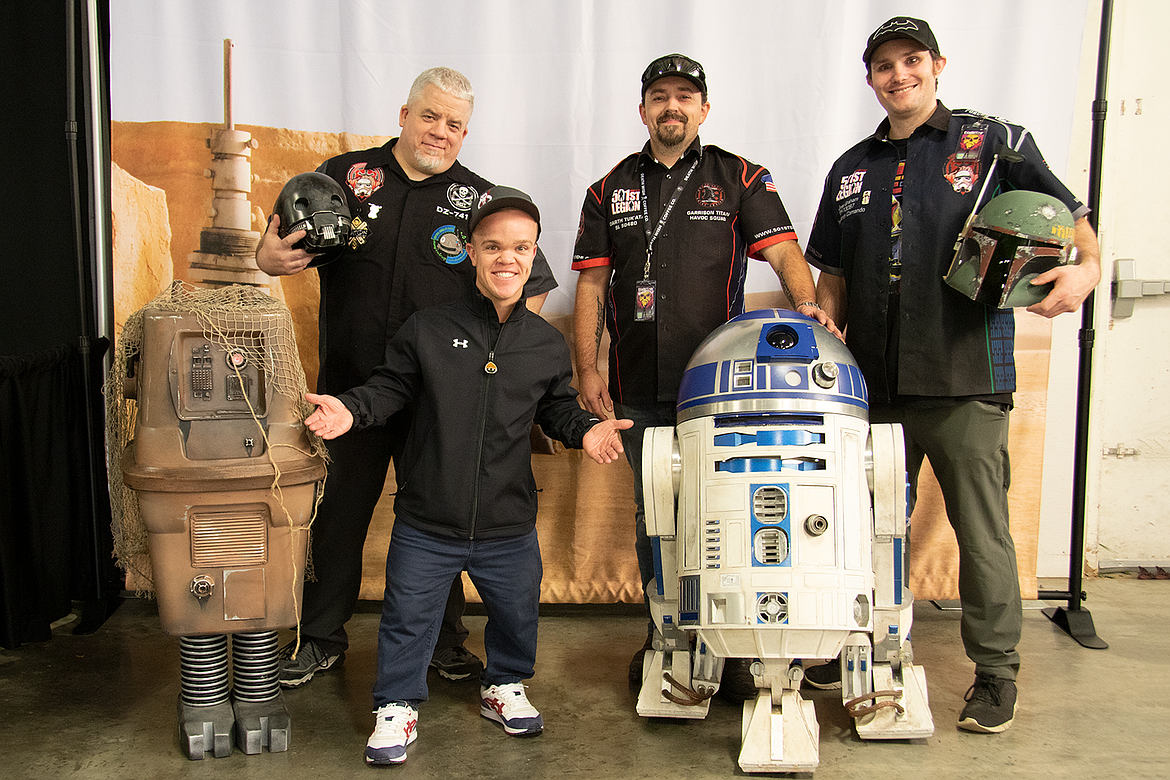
[763,174,778,193]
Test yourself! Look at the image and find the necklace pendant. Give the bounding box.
[484,361,498,374]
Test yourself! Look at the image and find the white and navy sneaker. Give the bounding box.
[365,702,418,765]
[480,683,544,737]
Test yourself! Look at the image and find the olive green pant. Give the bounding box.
[871,399,1022,681]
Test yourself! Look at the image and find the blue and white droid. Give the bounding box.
[638,309,933,773]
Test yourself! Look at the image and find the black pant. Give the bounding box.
[300,409,468,655]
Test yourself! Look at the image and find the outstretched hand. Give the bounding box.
[303,392,354,439]
[583,417,633,464]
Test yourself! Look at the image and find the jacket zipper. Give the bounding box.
[468,303,507,540]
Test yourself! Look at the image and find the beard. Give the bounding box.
[651,111,689,149]
[409,147,446,175]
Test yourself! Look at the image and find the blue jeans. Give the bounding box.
[614,401,677,621]
[372,522,542,707]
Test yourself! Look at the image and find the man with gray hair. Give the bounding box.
[257,66,558,688]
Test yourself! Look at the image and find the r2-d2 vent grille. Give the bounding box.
[753,527,789,565]
[753,486,787,523]
[191,509,268,568]
[756,592,788,624]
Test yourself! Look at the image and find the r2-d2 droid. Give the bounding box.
[638,309,933,773]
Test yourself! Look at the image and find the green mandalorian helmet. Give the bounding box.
[945,190,1076,308]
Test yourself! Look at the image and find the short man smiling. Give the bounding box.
[304,187,632,765]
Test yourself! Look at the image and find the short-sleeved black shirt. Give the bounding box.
[573,138,797,404]
[314,139,558,393]
[805,104,1086,403]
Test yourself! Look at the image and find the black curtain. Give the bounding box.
[0,0,116,648]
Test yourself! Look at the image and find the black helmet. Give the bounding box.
[273,172,351,266]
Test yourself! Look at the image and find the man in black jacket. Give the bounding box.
[304,187,631,766]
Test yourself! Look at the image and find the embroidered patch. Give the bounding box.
[610,188,640,215]
[348,216,369,249]
[431,224,468,265]
[943,155,980,194]
[447,184,477,211]
[696,183,725,207]
[346,163,384,200]
[836,170,866,201]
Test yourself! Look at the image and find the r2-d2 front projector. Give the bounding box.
[638,309,933,773]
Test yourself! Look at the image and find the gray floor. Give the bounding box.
[2,576,1166,779]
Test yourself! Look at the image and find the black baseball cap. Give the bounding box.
[641,53,707,98]
[468,186,541,238]
[863,17,940,68]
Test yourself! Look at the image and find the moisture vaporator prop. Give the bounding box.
[945,189,1076,308]
[638,309,932,773]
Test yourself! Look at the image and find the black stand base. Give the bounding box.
[1042,606,1108,649]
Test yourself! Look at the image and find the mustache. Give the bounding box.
[657,111,687,124]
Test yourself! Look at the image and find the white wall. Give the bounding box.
[1039,0,1170,575]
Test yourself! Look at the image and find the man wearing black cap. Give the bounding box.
[571,53,838,697]
[304,186,633,764]
[804,17,1101,733]
[257,67,559,690]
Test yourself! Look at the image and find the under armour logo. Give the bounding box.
[453,339,468,348]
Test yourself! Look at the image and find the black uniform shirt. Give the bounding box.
[315,139,557,393]
[806,104,1086,403]
[573,138,797,404]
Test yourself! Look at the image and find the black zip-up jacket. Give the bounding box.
[338,286,600,541]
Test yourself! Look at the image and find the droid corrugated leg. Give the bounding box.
[638,309,932,773]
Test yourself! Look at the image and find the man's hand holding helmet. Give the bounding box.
[257,171,353,276]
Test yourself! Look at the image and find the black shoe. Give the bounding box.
[717,658,758,702]
[429,645,484,681]
[802,660,842,690]
[628,630,654,691]
[278,639,344,688]
[958,673,1017,733]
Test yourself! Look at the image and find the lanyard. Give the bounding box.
[639,152,700,280]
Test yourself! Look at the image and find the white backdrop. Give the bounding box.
[112,0,1092,316]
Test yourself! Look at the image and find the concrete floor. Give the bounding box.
[1,576,1166,779]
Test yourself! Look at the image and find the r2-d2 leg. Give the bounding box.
[636,426,724,718]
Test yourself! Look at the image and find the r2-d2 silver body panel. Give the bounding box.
[639,310,932,773]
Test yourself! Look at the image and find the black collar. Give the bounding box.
[874,101,952,142]
[638,136,703,169]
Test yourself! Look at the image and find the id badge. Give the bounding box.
[634,280,656,322]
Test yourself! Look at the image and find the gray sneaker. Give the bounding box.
[278,639,343,688]
[958,673,1017,733]
[429,645,484,681]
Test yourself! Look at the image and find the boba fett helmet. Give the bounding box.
[945,190,1076,308]
[273,172,352,267]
